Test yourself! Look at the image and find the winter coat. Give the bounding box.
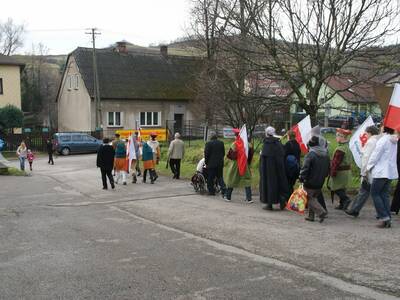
[367,133,398,180]
[360,135,380,177]
[299,146,330,190]
[46,141,53,154]
[204,139,225,169]
[225,142,252,188]
[284,139,301,163]
[97,144,115,170]
[168,139,185,160]
[259,136,289,205]
[329,142,351,191]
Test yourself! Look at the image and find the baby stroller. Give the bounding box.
[191,170,221,194]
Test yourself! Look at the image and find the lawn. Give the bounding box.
[155,133,382,193]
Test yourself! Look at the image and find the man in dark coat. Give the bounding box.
[299,136,330,222]
[259,126,289,210]
[204,134,226,196]
[97,138,115,190]
[46,138,54,165]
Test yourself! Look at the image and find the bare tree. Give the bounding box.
[0,18,25,55]
[225,0,400,125]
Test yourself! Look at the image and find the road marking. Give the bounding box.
[109,205,399,300]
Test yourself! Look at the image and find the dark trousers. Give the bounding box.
[305,188,326,219]
[335,189,350,209]
[170,159,181,179]
[48,152,54,164]
[391,180,400,214]
[317,193,327,211]
[349,179,370,214]
[101,168,114,188]
[207,166,226,195]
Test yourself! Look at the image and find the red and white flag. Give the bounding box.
[383,83,400,130]
[349,115,375,168]
[236,124,248,176]
[291,115,312,153]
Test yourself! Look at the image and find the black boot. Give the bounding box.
[142,170,147,183]
[150,170,156,184]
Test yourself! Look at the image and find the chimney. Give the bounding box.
[160,45,168,58]
[116,41,128,54]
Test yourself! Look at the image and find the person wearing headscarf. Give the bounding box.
[367,127,398,228]
[168,132,185,179]
[346,125,380,217]
[299,136,330,222]
[225,129,253,203]
[328,127,352,210]
[259,126,289,210]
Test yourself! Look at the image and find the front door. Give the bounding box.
[174,114,183,134]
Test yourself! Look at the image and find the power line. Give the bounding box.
[27,28,86,32]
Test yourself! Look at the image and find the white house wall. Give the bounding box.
[58,56,92,132]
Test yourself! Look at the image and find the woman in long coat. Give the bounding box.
[259,126,289,210]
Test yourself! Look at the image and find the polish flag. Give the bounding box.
[292,115,312,153]
[236,124,248,176]
[383,83,400,130]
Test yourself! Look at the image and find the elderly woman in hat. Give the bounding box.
[259,126,289,210]
[329,127,352,210]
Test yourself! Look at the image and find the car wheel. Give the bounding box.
[61,147,70,156]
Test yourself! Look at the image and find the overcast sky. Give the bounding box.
[1,0,191,55]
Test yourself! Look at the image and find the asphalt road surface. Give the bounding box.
[0,154,399,299]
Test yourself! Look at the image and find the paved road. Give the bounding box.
[0,154,399,299]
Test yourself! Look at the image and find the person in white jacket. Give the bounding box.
[346,126,380,217]
[367,127,399,228]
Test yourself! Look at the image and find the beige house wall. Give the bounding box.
[57,56,92,132]
[0,65,22,109]
[100,99,195,131]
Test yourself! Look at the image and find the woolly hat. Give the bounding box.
[265,126,276,136]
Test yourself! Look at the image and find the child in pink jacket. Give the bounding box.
[27,149,35,171]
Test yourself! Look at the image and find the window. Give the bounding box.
[83,135,96,142]
[72,135,83,141]
[67,75,79,90]
[140,112,161,126]
[0,78,3,94]
[108,112,122,127]
[60,135,71,142]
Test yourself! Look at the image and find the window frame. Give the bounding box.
[139,111,161,127]
[107,111,123,127]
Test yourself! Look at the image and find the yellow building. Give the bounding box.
[0,54,24,109]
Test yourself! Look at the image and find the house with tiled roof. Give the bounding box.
[0,54,24,109]
[291,76,382,119]
[57,42,202,135]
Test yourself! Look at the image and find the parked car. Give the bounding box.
[53,133,102,155]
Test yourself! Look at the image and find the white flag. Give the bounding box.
[349,116,375,168]
[127,135,137,166]
[239,124,249,157]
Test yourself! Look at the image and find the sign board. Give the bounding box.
[23,128,32,133]
[223,127,235,139]
[115,128,167,142]
[373,85,394,114]
[42,127,49,133]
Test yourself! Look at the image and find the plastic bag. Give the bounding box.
[286,185,308,214]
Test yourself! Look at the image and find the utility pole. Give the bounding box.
[85,28,102,131]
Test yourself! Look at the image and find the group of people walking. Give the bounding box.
[96,132,186,190]
[15,138,55,171]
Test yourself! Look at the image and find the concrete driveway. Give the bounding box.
[0,154,399,299]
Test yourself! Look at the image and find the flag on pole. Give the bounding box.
[291,115,312,153]
[349,116,374,169]
[236,124,248,176]
[126,134,137,172]
[383,83,400,130]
